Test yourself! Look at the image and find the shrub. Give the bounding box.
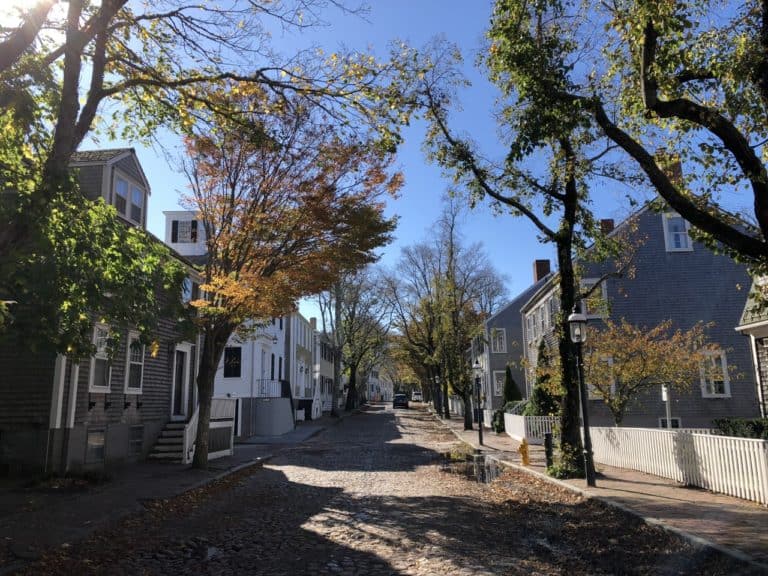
[491,408,505,433]
[503,366,522,403]
[713,418,768,440]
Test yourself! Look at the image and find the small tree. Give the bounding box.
[503,365,522,404]
[524,341,561,417]
[584,319,715,426]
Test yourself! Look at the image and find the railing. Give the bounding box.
[506,400,528,415]
[590,427,768,506]
[209,397,237,460]
[250,379,283,398]
[182,404,199,465]
[211,397,237,420]
[504,414,558,445]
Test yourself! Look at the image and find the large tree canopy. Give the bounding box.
[184,91,399,466]
[488,0,768,278]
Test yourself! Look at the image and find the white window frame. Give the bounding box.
[176,219,197,243]
[580,279,608,319]
[659,417,681,429]
[124,330,145,393]
[700,350,731,398]
[492,370,505,396]
[89,323,112,392]
[662,212,693,252]
[113,171,146,227]
[491,328,507,354]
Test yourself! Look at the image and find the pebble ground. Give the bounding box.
[15,405,762,575]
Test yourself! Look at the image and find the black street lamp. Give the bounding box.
[472,360,484,447]
[567,307,596,487]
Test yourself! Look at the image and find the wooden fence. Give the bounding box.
[590,427,768,506]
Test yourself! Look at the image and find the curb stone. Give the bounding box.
[434,412,768,573]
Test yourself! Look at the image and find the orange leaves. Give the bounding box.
[182,92,398,327]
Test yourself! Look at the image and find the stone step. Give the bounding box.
[160,430,184,438]
[164,422,187,430]
[148,452,182,461]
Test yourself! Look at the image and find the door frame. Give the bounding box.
[170,342,193,421]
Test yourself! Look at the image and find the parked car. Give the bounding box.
[393,393,409,409]
[411,390,423,402]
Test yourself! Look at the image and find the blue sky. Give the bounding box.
[85,0,639,318]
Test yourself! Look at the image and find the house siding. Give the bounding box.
[74,164,104,202]
[114,156,144,187]
[520,208,759,428]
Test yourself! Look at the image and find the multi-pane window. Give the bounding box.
[492,371,505,396]
[663,213,693,252]
[89,324,112,391]
[491,328,506,353]
[223,347,242,378]
[114,176,145,226]
[659,418,681,429]
[86,429,105,463]
[587,356,614,399]
[130,185,143,223]
[172,219,198,243]
[115,178,128,215]
[701,350,730,397]
[581,280,608,318]
[125,332,144,392]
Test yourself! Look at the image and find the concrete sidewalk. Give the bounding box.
[436,412,768,569]
[0,409,356,571]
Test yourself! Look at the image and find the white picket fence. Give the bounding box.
[504,414,558,445]
[590,427,768,506]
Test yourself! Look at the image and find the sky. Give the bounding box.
[59,1,636,319]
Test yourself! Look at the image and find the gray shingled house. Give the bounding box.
[473,260,554,409]
[516,206,760,428]
[0,149,200,475]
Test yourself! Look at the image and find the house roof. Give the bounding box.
[485,271,555,326]
[70,148,134,163]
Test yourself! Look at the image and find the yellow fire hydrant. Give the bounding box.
[519,439,530,466]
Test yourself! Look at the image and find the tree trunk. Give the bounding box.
[556,231,585,476]
[462,391,473,430]
[442,380,450,419]
[345,364,358,411]
[192,328,228,469]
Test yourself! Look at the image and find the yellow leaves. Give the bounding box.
[150,340,160,358]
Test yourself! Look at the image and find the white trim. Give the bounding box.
[490,327,507,354]
[700,349,731,398]
[49,354,67,429]
[66,362,80,429]
[170,342,193,420]
[113,169,146,227]
[123,331,145,394]
[662,212,694,252]
[88,324,112,392]
[753,335,767,418]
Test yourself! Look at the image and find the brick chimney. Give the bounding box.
[600,219,615,235]
[533,259,551,282]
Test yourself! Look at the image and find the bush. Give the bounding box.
[503,366,522,403]
[491,408,505,433]
[713,418,768,439]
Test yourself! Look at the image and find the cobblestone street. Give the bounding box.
[13,405,762,576]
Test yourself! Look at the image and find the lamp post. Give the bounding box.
[567,307,596,487]
[472,360,484,447]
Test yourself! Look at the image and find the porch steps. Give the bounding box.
[148,421,186,462]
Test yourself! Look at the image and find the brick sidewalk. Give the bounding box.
[435,411,768,569]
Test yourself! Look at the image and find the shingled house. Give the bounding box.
[0,149,200,475]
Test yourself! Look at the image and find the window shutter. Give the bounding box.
[191,220,198,242]
[171,220,178,243]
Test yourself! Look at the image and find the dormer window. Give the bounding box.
[114,174,145,226]
[171,220,198,243]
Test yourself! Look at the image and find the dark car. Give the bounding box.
[393,393,409,409]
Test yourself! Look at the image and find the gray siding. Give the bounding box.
[114,156,144,187]
[74,165,104,202]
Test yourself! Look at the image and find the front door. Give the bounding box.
[171,343,192,421]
